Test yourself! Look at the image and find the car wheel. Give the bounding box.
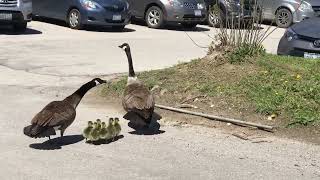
[182,23,197,29]
[68,9,82,30]
[145,6,164,29]
[13,22,27,32]
[208,10,220,27]
[275,8,293,28]
[112,25,125,31]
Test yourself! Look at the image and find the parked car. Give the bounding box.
[33,0,131,30]
[0,0,32,32]
[277,17,320,59]
[127,0,207,29]
[204,0,260,27]
[258,0,320,28]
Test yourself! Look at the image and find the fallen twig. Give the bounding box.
[232,133,249,140]
[155,104,274,132]
[176,104,198,109]
[251,140,272,144]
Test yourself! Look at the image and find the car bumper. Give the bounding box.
[277,36,320,57]
[292,8,315,23]
[0,2,32,22]
[81,8,131,26]
[165,7,207,23]
[0,10,31,24]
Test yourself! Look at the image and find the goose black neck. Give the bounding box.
[125,48,135,77]
[65,80,96,107]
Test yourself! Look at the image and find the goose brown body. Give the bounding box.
[23,78,106,139]
[122,82,155,121]
[119,43,155,126]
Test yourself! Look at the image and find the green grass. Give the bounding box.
[101,54,320,126]
[240,55,320,126]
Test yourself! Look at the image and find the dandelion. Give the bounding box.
[296,74,302,80]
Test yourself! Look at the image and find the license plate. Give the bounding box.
[304,52,320,59]
[112,15,121,21]
[0,13,12,20]
[194,10,201,16]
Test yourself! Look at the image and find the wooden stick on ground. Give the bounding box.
[155,104,274,132]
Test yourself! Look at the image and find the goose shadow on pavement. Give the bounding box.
[126,112,166,135]
[29,135,84,150]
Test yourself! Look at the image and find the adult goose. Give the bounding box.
[118,43,155,128]
[23,78,106,140]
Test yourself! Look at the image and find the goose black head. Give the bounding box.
[92,78,107,85]
[118,43,130,51]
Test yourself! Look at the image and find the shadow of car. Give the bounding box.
[33,0,131,31]
[277,17,320,59]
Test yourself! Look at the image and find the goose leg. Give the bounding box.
[60,130,65,137]
[59,129,65,144]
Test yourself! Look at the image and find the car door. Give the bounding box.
[257,0,275,20]
[32,0,41,16]
[33,0,52,17]
[127,0,149,18]
[48,0,72,20]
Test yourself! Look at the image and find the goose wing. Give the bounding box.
[31,101,76,128]
[123,83,155,111]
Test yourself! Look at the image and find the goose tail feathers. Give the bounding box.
[23,124,56,138]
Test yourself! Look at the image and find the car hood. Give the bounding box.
[291,17,320,39]
[94,0,127,7]
[306,0,320,6]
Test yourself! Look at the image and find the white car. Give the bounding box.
[0,0,32,32]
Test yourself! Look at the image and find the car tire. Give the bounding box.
[145,6,164,29]
[68,9,83,30]
[275,8,293,28]
[112,25,125,31]
[207,6,220,27]
[13,22,27,32]
[181,23,197,29]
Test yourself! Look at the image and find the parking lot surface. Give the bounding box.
[2,22,317,180]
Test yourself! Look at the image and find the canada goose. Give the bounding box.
[23,78,106,140]
[113,117,121,137]
[99,122,108,140]
[83,121,94,141]
[118,43,155,128]
[107,118,115,141]
[88,122,97,141]
[90,122,101,142]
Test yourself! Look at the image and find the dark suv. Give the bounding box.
[127,0,207,28]
[205,0,259,27]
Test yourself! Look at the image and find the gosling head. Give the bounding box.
[109,118,114,124]
[87,121,93,127]
[101,122,106,128]
[92,78,107,86]
[118,43,130,51]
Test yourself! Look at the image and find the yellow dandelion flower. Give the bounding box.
[296,74,301,79]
